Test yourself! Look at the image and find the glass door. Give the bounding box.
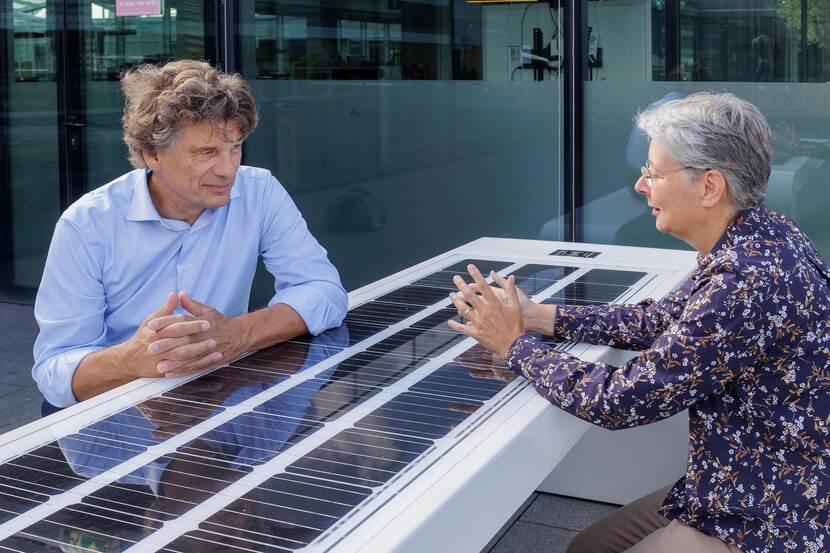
[0,0,218,302]
[0,0,61,302]
[77,0,218,194]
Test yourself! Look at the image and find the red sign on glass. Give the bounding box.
[116,0,161,16]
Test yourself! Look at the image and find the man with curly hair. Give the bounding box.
[33,60,347,408]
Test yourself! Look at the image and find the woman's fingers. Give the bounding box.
[449,292,478,321]
[490,270,510,290]
[467,264,497,301]
[452,275,485,310]
[447,318,475,337]
[505,274,520,307]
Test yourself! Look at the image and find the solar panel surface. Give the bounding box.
[0,257,649,552]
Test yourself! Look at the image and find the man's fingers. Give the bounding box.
[151,319,210,339]
[147,335,208,355]
[162,351,224,378]
[179,291,213,317]
[156,339,217,363]
[147,313,190,332]
[145,292,178,324]
[148,336,189,355]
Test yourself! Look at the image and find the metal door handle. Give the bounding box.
[61,116,86,128]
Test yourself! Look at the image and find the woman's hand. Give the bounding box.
[463,271,556,336]
[447,264,526,359]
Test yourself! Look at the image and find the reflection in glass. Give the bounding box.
[580,0,830,259]
[239,0,565,305]
[1,1,214,301]
[3,1,60,297]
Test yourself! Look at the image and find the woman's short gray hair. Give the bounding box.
[121,60,258,168]
[636,92,771,210]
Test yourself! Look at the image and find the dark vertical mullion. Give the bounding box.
[221,0,238,73]
[0,0,13,293]
[665,0,680,80]
[53,0,70,210]
[55,0,86,205]
[799,0,807,82]
[204,0,221,68]
[564,0,585,242]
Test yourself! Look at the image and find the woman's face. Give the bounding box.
[634,140,704,242]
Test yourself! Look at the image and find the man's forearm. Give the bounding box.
[233,303,309,354]
[71,342,135,403]
[71,304,309,403]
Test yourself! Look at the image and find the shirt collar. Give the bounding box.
[697,207,764,267]
[126,168,241,223]
[126,169,162,222]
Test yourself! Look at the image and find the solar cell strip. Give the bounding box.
[0,516,142,553]
[285,429,433,489]
[354,389,484,440]
[0,406,333,551]
[164,527,295,552]
[372,285,456,307]
[439,259,513,274]
[576,269,646,286]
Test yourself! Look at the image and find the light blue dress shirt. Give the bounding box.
[33,166,348,407]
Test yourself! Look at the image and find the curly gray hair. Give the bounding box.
[121,60,258,168]
[636,92,771,210]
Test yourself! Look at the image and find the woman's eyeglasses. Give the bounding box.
[640,160,694,188]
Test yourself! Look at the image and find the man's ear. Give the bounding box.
[700,169,729,208]
[143,148,161,171]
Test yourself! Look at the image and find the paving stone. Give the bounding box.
[489,521,579,553]
[0,302,43,434]
[481,493,538,552]
[521,493,619,532]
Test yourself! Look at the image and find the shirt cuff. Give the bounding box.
[269,285,346,335]
[34,346,104,408]
[505,333,544,376]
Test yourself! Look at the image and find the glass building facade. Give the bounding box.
[1,0,828,307]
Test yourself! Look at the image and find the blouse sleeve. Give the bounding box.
[507,267,766,430]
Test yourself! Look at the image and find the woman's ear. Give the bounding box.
[700,169,729,208]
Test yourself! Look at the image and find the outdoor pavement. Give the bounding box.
[0,301,619,553]
[0,301,44,432]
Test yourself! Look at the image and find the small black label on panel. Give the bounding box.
[549,248,600,258]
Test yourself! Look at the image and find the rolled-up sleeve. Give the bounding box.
[259,176,347,335]
[507,267,766,430]
[33,219,108,407]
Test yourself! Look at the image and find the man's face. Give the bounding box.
[145,120,244,224]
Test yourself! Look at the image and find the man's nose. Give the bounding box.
[634,175,649,196]
[214,151,236,177]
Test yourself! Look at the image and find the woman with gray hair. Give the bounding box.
[448,92,830,552]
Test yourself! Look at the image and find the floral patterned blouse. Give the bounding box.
[506,208,830,553]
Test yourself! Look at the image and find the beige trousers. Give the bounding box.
[566,485,741,553]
